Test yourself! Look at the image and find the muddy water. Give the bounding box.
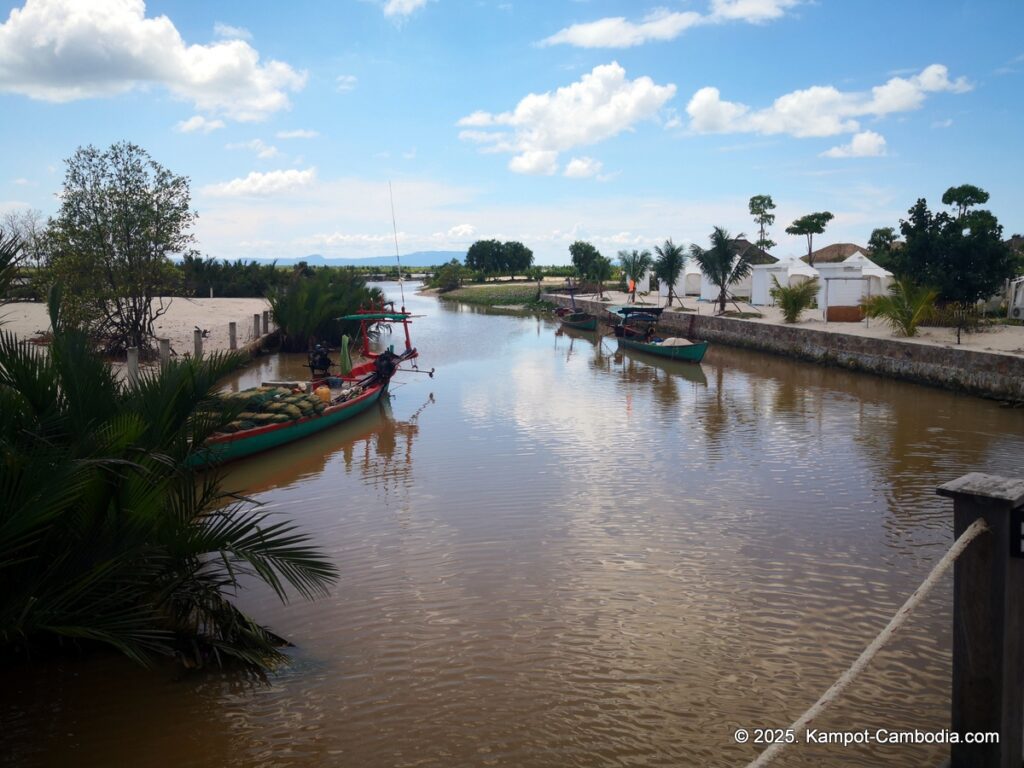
[4,284,1024,767]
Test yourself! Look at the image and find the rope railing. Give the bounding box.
[745,517,990,768]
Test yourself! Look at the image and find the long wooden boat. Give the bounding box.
[617,336,709,363]
[561,312,597,331]
[191,303,424,468]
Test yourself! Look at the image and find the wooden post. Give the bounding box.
[228,321,237,351]
[937,473,1024,768]
[253,313,261,340]
[126,347,139,385]
[262,310,269,335]
[159,338,170,368]
[193,328,203,359]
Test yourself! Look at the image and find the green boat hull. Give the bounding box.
[561,315,597,331]
[617,337,709,363]
[189,384,386,468]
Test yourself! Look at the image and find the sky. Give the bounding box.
[0,0,1022,264]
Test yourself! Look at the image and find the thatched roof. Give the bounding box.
[731,238,778,265]
[800,242,867,264]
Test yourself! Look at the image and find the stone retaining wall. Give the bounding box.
[544,294,1024,402]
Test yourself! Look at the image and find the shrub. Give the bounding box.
[770,276,819,323]
[861,279,937,337]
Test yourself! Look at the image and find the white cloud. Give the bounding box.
[447,224,475,239]
[383,0,427,18]
[13,177,33,186]
[821,130,887,158]
[457,62,675,175]
[931,118,953,129]
[336,74,358,93]
[564,156,603,178]
[540,10,702,48]
[541,1,798,48]
[686,64,971,139]
[226,139,279,159]
[203,167,316,197]
[213,22,251,40]
[0,0,306,121]
[175,115,226,133]
[276,129,319,139]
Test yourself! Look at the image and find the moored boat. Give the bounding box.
[561,311,598,331]
[617,335,709,363]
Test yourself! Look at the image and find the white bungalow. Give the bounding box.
[750,258,820,306]
[683,261,702,296]
[814,251,893,320]
[697,239,777,303]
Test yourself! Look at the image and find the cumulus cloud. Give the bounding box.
[686,64,971,138]
[204,167,316,197]
[226,139,279,159]
[564,157,603,178]
[447,224,475,239]
[821,131,887,158]
[457,62,675,175]
[175,115,225,133]
[0,0,306,121]
[213,22,251,40]
[276,129,319,139]
[541,0,798,48]
[383,0,427,18]
[336,74,358,93]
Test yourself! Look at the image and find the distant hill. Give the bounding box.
[246,251,465,268]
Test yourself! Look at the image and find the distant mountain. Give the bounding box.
[246,251,465,268]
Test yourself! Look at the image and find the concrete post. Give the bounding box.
[262,310,269,335]
[126,347,139,384]
[228,321,237,351]
[937,473,1024,768]
[159,338,170,368]
[193,328,203,359]
[253,314,261,340]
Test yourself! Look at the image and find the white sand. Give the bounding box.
[1,297,273,357]
[570,289,1024,358]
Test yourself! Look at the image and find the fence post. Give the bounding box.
[937,473,1024,768]
[228,322,237,351]
[253,313,261,340]
[159,338,170,368]
[126,346,139,384]
[193,328,203,359]
[262,310,269,335]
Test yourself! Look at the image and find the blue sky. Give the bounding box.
[1,0,1021,264]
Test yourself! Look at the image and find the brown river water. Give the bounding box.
[4,283,1024,767]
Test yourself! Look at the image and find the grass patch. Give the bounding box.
[439,284,543,307]
[721,310,763,319]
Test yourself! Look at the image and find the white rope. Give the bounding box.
[746,517,989,768]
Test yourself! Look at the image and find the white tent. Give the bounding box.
[657,269,687,304]
[815,251,893,318]
[751,258,819,306]
[683,262,702,295]
[700,271,754,302]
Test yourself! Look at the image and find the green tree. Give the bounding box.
[786,211,834,266]
[48,142,192,354]
[569,240,601,279]
[862,278,937,337]
[748,194,777,254]
[653,239,686,307]
[269,268,383,351]
[887,197,1018,305]
[617,249,653,303]
[770,276,819,323]
[867,226,898,269]
[465,239,504,276]
[942,183,990,219]
[587,254,613,299]
[431,259,464,292]
[0,227,24,307]
[0,289,336,670]
[690,227,752,314]
[503,241,534,278]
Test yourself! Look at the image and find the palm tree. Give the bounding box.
[861,278,937,337]
[0,287,337,670]
[0,227,23,314]
[690,227,752,314]
[770,276,820,323]
[587,254,614,299]
[617,249,652,304]
[269,268,383,351]
[653,239,686,308]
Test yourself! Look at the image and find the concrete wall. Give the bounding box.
[544,294,1024,403]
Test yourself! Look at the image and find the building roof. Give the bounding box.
[731,238,778,265]
[800,242,867,264]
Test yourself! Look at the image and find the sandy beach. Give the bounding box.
[1,297,273,358]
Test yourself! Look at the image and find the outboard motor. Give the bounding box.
[373,350,401,383]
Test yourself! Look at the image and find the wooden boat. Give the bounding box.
[617,335,709,363]
[607,305,665,338]
[561,311,597,331]
[190,304,422,468]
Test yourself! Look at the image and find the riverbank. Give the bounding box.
[544,291,1024,402]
